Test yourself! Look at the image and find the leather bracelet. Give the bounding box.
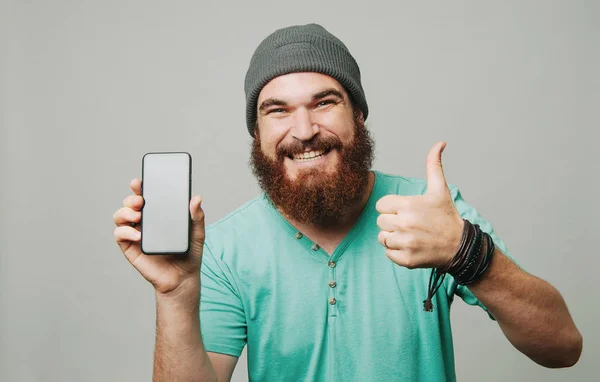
[424,220,496,311]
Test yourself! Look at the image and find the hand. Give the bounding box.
[113,178,206,296]
[375,142,464,269]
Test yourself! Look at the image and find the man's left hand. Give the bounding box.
[376,141,465,269]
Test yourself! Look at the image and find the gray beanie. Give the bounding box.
[244,23,368,136]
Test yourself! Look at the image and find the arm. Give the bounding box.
[375,142,583,369]
[466,246,583,368]
[113,180,238,381]
[153,277,238,382]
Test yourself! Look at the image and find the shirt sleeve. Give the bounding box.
[444,186,523,320]
[199,242,247,357]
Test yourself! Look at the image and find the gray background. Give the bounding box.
[1,1,598,381]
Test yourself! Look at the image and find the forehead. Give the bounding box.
[257,72,348,104]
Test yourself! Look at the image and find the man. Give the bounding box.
[113,24,582,381]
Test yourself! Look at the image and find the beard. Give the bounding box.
[250,113,375,226]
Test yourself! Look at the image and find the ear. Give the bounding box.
[253,120,260,138]
[353,109,364,125]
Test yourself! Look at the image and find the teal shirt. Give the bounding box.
[200,171,512,381]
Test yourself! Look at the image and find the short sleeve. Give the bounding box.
[199,243,247,357]
[444,186,523,321]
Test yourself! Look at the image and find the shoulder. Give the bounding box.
[203,194,281,257]
[206,194,273,236]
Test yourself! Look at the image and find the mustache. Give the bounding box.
[275,135,344,159]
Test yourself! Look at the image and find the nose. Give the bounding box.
[290,108,319,141]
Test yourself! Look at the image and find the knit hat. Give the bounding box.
[244,23,369,136]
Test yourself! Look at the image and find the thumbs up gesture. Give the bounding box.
[376,142,465,269]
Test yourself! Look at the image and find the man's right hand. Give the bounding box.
[113,178,206,296]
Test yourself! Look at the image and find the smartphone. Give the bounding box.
[141,152,191,255]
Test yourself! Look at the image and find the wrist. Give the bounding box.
[440,217,467,268]
[156,274,201,311]
[447,217,466,264]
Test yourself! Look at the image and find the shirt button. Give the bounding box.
[328,280,337,288]
[295,232,303,239]
[329,297,337,305]
[328,260,336,268]
[312,243,320,251]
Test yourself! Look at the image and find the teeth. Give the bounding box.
[293,150,325,161]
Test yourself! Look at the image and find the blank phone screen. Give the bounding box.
[141,152,191,254]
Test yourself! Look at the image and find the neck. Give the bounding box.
[280,171,376,253]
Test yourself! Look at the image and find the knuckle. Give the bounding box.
[385,248,395,260]
[392,216,404,230]
[401,215,416,229]
[114,208,126,223]
[377,231,386,243]
[404,257,417,269]
[385,249,419,269]
[404,235,418,250]
[120,207,135,223]
[193,209,205,222]
[386,249,412,269]
[129,210,138,223]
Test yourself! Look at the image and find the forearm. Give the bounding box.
[153,279,216,382]
[468,247,582,368]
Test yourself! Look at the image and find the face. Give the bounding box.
[250,72,375,225]
[255,72,358,180]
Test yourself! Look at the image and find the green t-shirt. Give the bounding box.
[200,171,512,381]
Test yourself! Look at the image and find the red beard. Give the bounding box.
[250,116,375,226]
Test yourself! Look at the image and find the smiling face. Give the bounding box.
[250,72,374,225]
[255,72,358,181]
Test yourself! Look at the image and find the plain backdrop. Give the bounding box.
[1,1,598,381]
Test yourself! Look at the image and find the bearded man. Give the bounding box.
[113,24,582,381]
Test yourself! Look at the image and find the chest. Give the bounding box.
[236,236,450,351]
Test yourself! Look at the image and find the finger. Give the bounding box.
[385,248,418,269]
[113,226,143,266]
[376,214,399,232]
[425,141,450,196]
[113,207,141,226]
[114,225,141,244]
[375,194,407,214]
[123,194,145,211]
[189,196,206,254]
[381,231,417,251]
[377,231,400,249]
[130,178,142,196]
[377,231,391,247]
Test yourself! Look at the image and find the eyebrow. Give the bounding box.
[312,88,344,102]
[258,98,288,113]
[258,88,345,114]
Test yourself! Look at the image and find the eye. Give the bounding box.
[316,99,336,108]
[268,108,287,114]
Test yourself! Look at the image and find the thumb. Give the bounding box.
[189,196,206,255]
[425,141,450,195]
